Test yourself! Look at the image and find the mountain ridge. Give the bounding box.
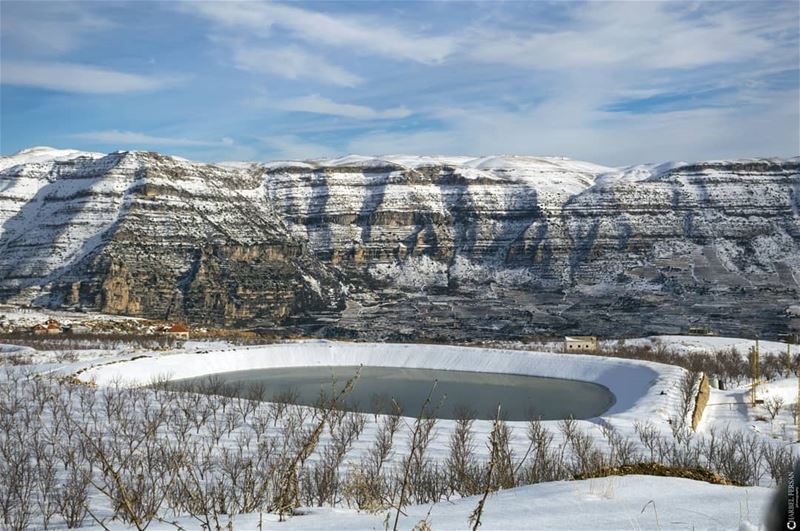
[1,148,798,339]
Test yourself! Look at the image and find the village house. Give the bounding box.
[32,319,62,335]
[687,326,715,336]
[564,335,598,352]
[164,323,190,340]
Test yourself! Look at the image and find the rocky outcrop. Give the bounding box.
[0,149,344,328]
[262,155,800,338]
[1,149,798,338]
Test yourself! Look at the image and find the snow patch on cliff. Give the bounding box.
[594,161,688,187]
[450,256,535,286]
[0,146,104,172]
[369,255,448,288]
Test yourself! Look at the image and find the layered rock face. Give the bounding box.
[1,149,798,337]
[0,149,343,327]
[261,155,800,338]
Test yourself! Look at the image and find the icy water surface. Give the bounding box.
[170,366,615,421]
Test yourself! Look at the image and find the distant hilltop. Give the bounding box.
[1,147,798,340]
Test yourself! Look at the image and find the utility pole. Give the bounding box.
[750,336,760,408]
[794,339,800,441]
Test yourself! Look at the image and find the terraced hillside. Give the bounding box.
[1,148,798,338]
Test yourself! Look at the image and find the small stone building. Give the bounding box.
[564,336,598,352]
[687,326,715,336]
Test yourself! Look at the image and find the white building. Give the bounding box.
[564,336,598,352]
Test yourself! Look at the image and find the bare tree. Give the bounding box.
[764,395,785,422]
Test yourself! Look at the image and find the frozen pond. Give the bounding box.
[169,365,615,421]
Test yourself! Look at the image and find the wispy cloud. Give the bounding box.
[275,95,411,119]
[2,1,797,163]
[1,1,112,55]
[1,61,170,94]
[469,3,777,71]
[232,46,361,87]
[261,135,339,160]
[71,130,234,147]
[185,1,455,64]
[347,88,799,165]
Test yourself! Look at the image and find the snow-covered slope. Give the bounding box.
[0,149,343,326]
[261,154,799,338]
[189,475,771,530]
[0,146,104,172]
[0,149,798,337]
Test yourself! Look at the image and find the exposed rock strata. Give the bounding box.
[0,150,343,328]
[1,149,798,338]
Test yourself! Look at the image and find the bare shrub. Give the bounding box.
[521,417,566,484]
[344,404,401,511]
[764,395,785,421]
[763,443,796,486]
[673,370,701,438]
[391,382,441,531]
[469,405,502,531]
[55,468,90,529]
[446,407,481,497]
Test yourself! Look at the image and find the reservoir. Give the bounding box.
[169,365,616,421]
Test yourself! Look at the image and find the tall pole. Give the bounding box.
[795,340,799,441]
[750,336,760,408]
[756,336,760,392]
[750,343,755,407]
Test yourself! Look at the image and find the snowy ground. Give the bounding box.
[137,475,771,531]
[71,340,787,528]
[612,335,794,357]
[2,336,792,529]
[0,304,148,338]
[520,335,795,358]
[700,376,800,443]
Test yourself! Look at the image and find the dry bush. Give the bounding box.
[764,395,785,421]
[446,407,481,497]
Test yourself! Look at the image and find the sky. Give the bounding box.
[1,0,798,166]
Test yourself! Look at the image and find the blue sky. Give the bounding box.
[1,0,798,165]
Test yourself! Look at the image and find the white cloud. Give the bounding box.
[1,61,169,94]
[275,95,411,119]
[232,46,361,87]
[347,129,463,158]
[71,130,233,147]
[185,1,455,64]
[470,2,775,70]
[261,135,339,160]
[347,87,799,166]
[1,2,112,55]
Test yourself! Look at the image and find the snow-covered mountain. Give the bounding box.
[0,148,343,326]
[1,147,798,338]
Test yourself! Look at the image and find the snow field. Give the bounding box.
[1,335,794,528]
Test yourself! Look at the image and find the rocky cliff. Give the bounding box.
[0,148,343,328]
[1,148,798,338]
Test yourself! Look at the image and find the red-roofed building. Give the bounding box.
[165,323,189,340]
[32,319,62,335]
